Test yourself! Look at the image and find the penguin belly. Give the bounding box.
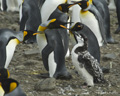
[0,85,4,96]
[71,44,94,86]
[5,39,18,68]
[80,11,103,46]
[36,34,47,55]
[41,0,66,22]
[48,52,57,77]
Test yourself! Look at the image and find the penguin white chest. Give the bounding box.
[5,39,18,68]
[0,85,4,96]
[80,11,103,46]
[71,44,94,86]
[36,34,47,55]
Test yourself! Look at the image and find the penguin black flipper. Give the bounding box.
[93,0,115,43]
[0,40,6,68]
[20,0,41,43]
[115,0,120,34]
[89,5,107,44]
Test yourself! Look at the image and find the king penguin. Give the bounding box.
[36,19,72,79]
[20,0,41,43]
[0,29,27,68]
[0,68,26,96]
[93,0,115,43]
[71,0,107,46]
[69,22,100,63]
[115,0,120,34]
[71,31,105,86]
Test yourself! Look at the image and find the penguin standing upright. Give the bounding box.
[69,22,100,63]
[93,0,115,43]
[71,32,105,86]
[36,19,72,79]
[0,29,28,68]
[20,0,41,43]
[115,0,120,34]
[71,0,107,46]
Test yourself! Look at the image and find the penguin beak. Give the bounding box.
[60,25,68,29]
[23,31,28,37]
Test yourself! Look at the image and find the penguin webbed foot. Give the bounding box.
[81,82,92,88]
[37,73,49,78]
[114,26,120,34]
[106,37,118,44]
[53,71,72,80]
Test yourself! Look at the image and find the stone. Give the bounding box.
[34,78,56,91]
[103,53,116,60]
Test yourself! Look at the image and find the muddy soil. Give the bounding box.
[0,10,120,96]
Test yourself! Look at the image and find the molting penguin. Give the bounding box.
[115,0,120,34]
[20,0,41,43]
[69,22,100,63]
[36,19,72,79]
[93,0,115,43]
[71,32,105,86]
[0,29,27,68]
[72,0,107,46]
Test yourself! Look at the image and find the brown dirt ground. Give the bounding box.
[0,10,120,96]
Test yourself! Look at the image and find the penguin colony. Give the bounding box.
[0,0,119,95]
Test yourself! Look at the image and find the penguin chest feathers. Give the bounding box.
[5,39,19,68]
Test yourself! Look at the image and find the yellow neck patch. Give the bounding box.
[38,26,47,31]
[14,39,20,44]
[89,0,92,4]
[58,6,62,11]
[9,82,17,92]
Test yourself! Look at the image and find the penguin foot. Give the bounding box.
[81,83,92,88]
[114,27,120,34]
[38,73,49,78]
[101,67,110,74]
[54,71,72,80]
[106,38,118,44]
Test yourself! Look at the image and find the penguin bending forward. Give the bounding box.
[71,32,105,86]
[0,29,27,68]
[20,0,41,43]
[36,19,72,79]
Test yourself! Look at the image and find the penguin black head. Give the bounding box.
[0,78,18,94]
[57,3,75,13]
[0,68,10,79]
[69,22,84,32]
[71,0,89,9]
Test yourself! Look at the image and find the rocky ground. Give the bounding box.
[0,10,120,96]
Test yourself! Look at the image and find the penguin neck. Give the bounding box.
[81,4,91,12]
